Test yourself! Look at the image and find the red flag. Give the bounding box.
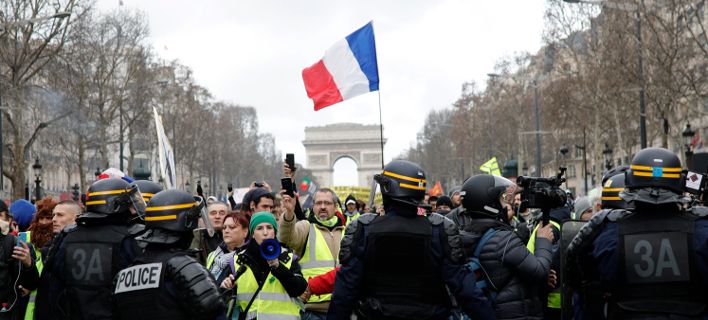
[429,181,444,197]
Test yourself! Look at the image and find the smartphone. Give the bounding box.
[281,178,295,197]
[285,153,295,170]
[17,232,27,247]
[227,183,233,192]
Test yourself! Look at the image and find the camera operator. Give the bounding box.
[519,171,569,320]
[448,174,554,319]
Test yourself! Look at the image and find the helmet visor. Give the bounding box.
[195,196,215,237]
[128,184,148,219]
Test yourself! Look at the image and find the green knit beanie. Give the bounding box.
[249,211,278,235]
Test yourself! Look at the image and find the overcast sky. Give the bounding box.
[97,0,547,185]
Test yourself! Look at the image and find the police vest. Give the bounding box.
[234,251,302,320]
[20,231,44,320]
[359,214,449,319]
[615,211,705,316]
[113,250,190,320]
[527,220,561,309]
[299,223,338,304]
[60,223,132,319]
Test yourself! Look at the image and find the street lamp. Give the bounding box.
[563,0,647,148]
[603,143,614,171]
[0,11,71,190]
[32,159,43,201]
[488,73,544,176]
[575,129,589,195]
[682,123,696,168]
[71,183,80,201]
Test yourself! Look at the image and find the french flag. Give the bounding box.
[302,22,379,111]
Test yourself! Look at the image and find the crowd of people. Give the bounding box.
[0,146,707,319]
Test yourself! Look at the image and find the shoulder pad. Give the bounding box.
[356,213,377,225]
[166,254,225,318]
[427,212,446,226]
[606,208,631,222]
[62,223,78,233]
[689,206,708,218]
[434,215,464,264]
[339,215,367,264]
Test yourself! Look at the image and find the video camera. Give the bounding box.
[517,167,568,225]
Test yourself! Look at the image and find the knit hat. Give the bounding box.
[249,211,278,235]
[10,199,36,231]
[573,196,592,220]
[436,196,453,208]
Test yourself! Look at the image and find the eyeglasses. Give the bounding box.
[315,201,334,206]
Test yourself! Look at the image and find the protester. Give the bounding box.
[342,194,359,225]
[280,188,344,319]
[0,211,38,320]
[221,211,307,319]
[9,200,36,233]
[17,197,56,320]
[435,195,453,215]
[0,201,11,235]
[207,212,249,284]
[51,200,81,235]
[191,201,228,265]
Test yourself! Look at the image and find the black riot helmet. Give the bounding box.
[133,180,163,203]
[622,148,686,205]
[601,166,629,210]
[374,160,427,207]
[143,190,213,236]
[461,174,517,219]
[84,178,136,219]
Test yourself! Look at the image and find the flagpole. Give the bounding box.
[377,91,384,169]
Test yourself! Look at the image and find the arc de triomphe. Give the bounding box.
[303,123,386,187]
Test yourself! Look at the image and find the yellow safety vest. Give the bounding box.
[299,223,338,303]
[234,251,302,320]
[206,250,217,270]
[526,221,561,309]
[21,231,44,320]
[344,212,360,226]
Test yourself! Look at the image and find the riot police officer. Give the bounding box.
[327,160,495,320]
[113,189,225,320]
[127,180,163,238]
[448,174,555,320]
[37,178,141,320]
[568,147,708,319]
[600,166,631,210]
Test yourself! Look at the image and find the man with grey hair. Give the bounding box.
[191,201,227,264]
[280,188,345,319]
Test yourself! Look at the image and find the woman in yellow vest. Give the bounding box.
[207,212,249,284]
[19,197,57,320]
[221,211,307,320]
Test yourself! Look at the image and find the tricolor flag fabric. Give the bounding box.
[302,21,379,111]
